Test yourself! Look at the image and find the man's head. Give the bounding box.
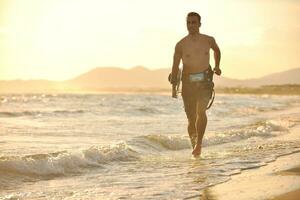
[186,12,201,34]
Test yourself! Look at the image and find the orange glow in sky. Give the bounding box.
[0,0,299,80]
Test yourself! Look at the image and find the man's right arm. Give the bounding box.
[171,42,182,98]
[210,37,221,75]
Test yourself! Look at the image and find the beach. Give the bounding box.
[209,125,300,200]
[0,93,300,199]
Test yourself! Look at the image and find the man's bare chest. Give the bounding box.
[182,40,210,58]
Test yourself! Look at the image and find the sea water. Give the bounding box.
[0,93,300,199]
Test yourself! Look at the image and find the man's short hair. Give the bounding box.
[187,12,201,23]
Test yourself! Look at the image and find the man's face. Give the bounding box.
[186,16,200,34]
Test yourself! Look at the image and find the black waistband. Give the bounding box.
[182,66,212,76]
[182,66,213,82]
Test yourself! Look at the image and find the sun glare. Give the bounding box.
[0,0,299,80]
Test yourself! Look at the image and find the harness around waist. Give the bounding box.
[182,67,213,83]
[182,66,215,110]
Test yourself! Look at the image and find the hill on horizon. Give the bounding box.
[66,66,300,88]
[0,66,299,93]
[66,66,169,89]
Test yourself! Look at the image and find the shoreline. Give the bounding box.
[207,125,300,200]
[272,165,300,200]
[1,85,300,95]
[271,186,300,200]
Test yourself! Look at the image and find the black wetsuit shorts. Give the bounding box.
[181,72,214,120]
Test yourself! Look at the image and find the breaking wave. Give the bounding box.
[0,110,85,117]
[0,117,296,179]
[0,143,138,177]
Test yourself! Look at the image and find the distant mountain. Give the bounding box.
[246,67,300,86]
[65,66,170,89]
[213,67,300,87]
[66,66,300,89]
[0,67,299,93]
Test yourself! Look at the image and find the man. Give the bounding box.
[171,12,221,156]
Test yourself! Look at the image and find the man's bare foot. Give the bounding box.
[192,143,201,156]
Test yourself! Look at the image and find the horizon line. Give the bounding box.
[0,66,299,82]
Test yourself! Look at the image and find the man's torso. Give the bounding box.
[179,34,213,75]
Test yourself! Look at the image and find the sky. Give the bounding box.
[0,0,299,80]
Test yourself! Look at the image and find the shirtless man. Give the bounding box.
[171,12,221,156]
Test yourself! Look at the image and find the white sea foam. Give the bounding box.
[0,143,139,177]
[1,93,299,199]
[0,110,85,117]
[0,117,295,179]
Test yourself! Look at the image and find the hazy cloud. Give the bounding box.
[0,27,9,34]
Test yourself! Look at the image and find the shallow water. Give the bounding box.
[0,93,300,199]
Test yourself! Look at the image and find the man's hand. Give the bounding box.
[172,85,177,98]
[172,88,177,98]
[214,67,222,76]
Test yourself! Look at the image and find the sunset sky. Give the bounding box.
[0,0,299,80]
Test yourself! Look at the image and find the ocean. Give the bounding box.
[0,93,300,199]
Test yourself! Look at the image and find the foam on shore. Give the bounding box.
[208,125,300,200]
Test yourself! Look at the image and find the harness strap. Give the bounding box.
[206,89,215,110]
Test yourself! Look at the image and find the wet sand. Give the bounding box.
[208,125,300,200]
[271,188,300,200]
[271,165,300,200]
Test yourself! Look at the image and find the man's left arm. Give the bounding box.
[210,37,221,75]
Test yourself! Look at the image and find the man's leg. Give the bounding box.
[187,117,197,148]
[192,102,208,156]
[182,87,197,149]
